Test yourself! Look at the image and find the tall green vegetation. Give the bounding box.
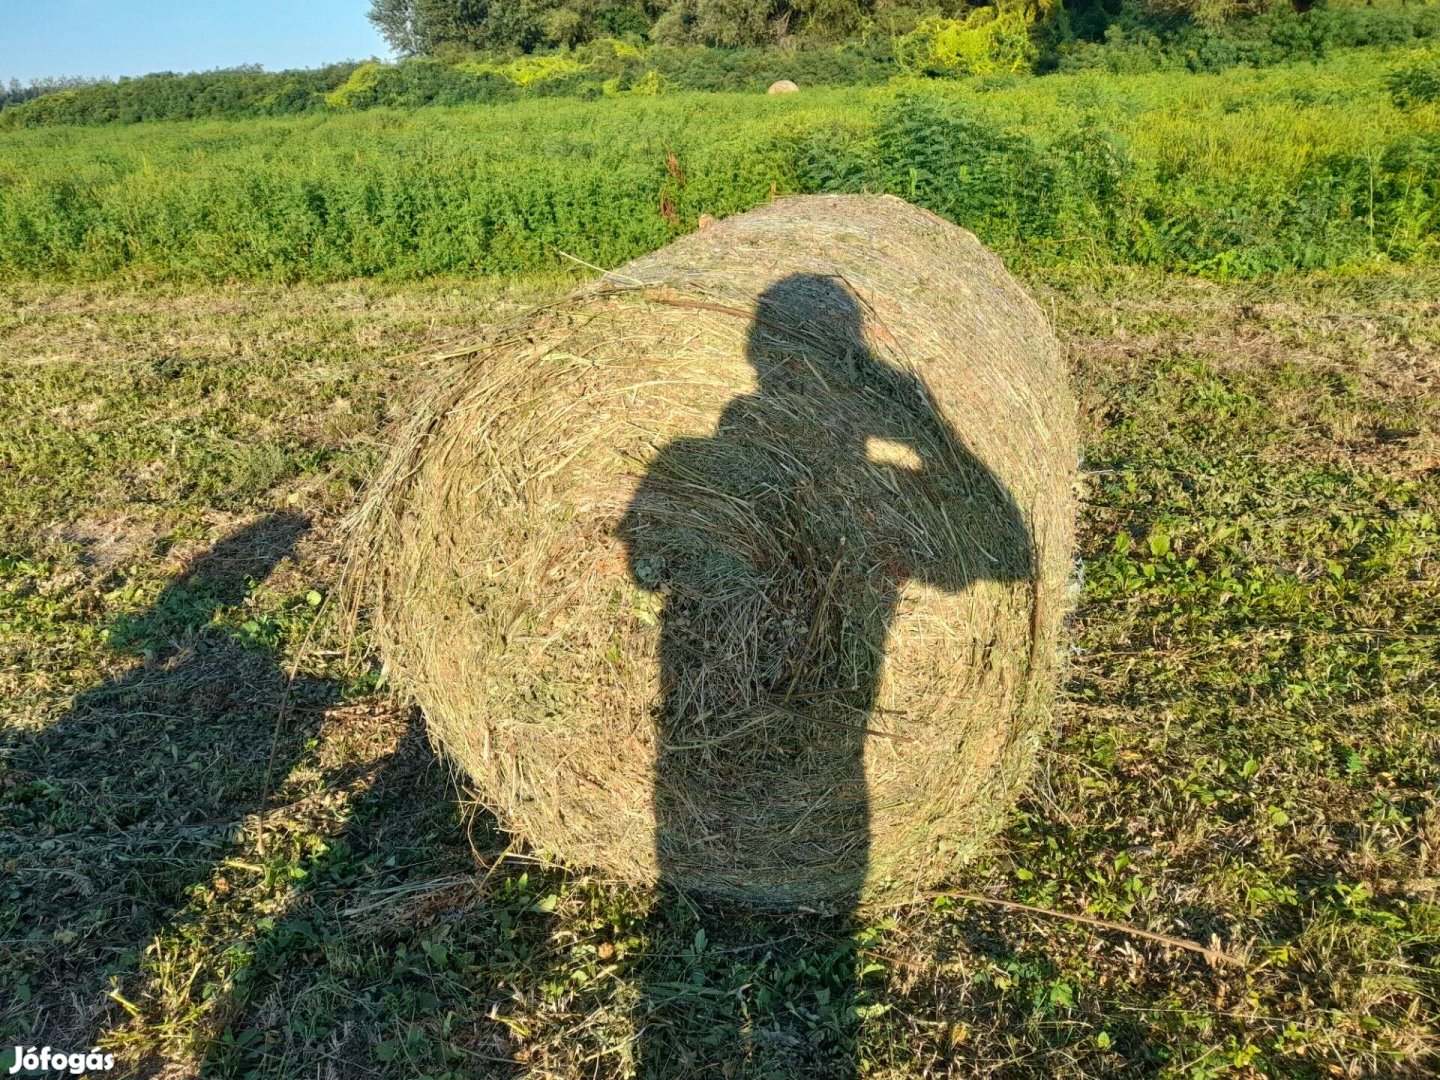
[1,48,1435,283]
[4,0,1436,127]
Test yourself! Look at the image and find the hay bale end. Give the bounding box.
[349,195,1077,908]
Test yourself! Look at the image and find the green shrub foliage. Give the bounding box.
[1388,49,1440,105]
[6,2,1440,128]
[2,50,1436,283]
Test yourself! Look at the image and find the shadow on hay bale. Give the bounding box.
[620,273,1031,909]
[347,195,1077,911]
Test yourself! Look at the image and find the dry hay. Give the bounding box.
[767,79,800,94]
[348,195,1077,908]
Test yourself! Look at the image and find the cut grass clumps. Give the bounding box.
[349,195,1077,907]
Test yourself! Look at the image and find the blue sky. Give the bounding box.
[0,1,391,84]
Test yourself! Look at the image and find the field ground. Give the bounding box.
[1,264,1438,1078]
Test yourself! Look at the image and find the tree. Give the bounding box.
[791,0,867,41]
[369,0,487,55]
[369,0,430,54]
[694,0,779,45]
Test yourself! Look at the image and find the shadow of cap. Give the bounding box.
[110,512,311,652]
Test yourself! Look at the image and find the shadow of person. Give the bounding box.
[0,512,338,1050]
[193,711,481,1078]
[619,274,1032,1077]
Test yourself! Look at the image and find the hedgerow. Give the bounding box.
[1,49,1435,283]
[4,4,1439,127]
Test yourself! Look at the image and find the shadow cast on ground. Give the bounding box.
[0,513,336,1049]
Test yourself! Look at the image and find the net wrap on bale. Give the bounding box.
[350,195,1077,908]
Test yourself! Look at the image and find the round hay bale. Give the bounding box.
[350,195,1076,908]
[767,79,799,94]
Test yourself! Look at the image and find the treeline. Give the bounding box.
[1057,0,1440,73]
[2,0,1437,127]
[0,65,364,126]
[1,76,103,109]
[365,0,1439,58]
[364,0,1252,53]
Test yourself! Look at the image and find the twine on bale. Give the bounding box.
[346,195,1078,908]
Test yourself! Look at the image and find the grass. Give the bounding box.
[1,260,1436,1077]
[2,46,1439,283]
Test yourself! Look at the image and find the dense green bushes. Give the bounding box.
[2,49,1436,283]
[645,41,893,88]
[0,76,102,110]
[0,65,361,126]
[895,11,1039,76]
[1055,1,1440,74]
[0,42,896,127]
[783,89,1440,275]
[5,3,1439,128]
[1388,49,1440,103]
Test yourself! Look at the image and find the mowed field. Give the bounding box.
[1,260,1437,1078]
[2,38,1440,1080]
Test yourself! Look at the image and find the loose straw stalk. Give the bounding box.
[926,891,1245,968]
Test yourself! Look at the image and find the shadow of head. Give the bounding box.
[750,273,865,363]
[109,512,310,654]
[746,273,940,426]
